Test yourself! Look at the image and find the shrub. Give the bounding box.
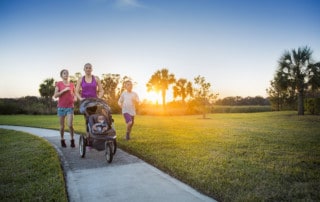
[305,98,320,115]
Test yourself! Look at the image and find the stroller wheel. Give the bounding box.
[105,141,113,163]
[79,135,86,158]
[112,139,117,155]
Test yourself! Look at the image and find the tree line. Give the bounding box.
[215,96,269,106]
[36,46,320,116]
[35,71,219,117]
[1,46,319,115]
[0,71,269,116]
[35,70,272,117]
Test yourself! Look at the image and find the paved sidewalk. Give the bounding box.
[0,125,216,202]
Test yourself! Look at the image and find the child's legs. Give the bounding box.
[59,116,66,139]
[57,108,67,139]
[124,113,134,134]
[127,122,133,134]
[66,113,74,140]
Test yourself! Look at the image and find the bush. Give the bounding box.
[305,98,320,115]
[0,98,54,115]
[211,105,272,113]
[0,101,20,114]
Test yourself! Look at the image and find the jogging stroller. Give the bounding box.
[79,98,117,163]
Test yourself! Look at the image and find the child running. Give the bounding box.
[118,80,140,140]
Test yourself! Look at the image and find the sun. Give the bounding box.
[145,91,161,104]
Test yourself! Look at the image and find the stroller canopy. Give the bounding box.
[79,98,111,115]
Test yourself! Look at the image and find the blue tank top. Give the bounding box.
[81,76,97,98]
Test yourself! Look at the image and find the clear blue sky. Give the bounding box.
[1,0,319,101]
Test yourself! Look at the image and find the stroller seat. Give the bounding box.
[88,114,112,135]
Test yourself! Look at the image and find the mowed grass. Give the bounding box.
[0,129,67,201]
[0,111,319,201]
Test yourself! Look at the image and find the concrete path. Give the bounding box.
[0,125,216,202]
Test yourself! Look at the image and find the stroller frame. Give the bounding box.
[79,98,117,163]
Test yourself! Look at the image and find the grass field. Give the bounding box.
[0,129,67,201]
[0,111,319,201]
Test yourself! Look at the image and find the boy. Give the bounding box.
[118,80,140,140]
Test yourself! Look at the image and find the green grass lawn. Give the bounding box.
[0,129,67,201]
[0,111,319,201]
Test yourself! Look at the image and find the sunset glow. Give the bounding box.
[144,91,162,104]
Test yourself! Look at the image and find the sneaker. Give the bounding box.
[61,139,67,147]
[70,139,75,148]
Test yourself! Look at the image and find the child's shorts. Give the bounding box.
[123,113,134,124]
[57,108,74,116]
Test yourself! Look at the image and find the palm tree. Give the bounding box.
[173,78,193,103]
[277,46,320,115]
[39,78,55,113]
[146,68,175,107]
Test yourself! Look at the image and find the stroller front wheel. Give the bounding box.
[112,139,117,154]
[79,135,86,158]
[105,141,113,163]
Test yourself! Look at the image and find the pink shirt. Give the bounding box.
[56,81,75,108]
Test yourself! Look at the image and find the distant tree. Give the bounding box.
[39,78,55,113]
[216,96,269,106]
[70,72,82,86]
[101,74,120,102]
[276,46,320,115]
[267,69,296,110]
[100,74,122,112]
[216,96,235,105]
[146,68,176,108]
[173,78,193,103]
[266,80,283,111]
[100,74,132,113]
[193,75,217,118]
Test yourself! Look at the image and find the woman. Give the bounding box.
[54,69,77,147]
[75,63,104,101]
[75,63,104,140]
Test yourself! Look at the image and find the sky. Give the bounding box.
[1,0,320,102]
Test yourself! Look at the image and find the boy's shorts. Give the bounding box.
[57,108,74,116]
[123,113,134,124]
